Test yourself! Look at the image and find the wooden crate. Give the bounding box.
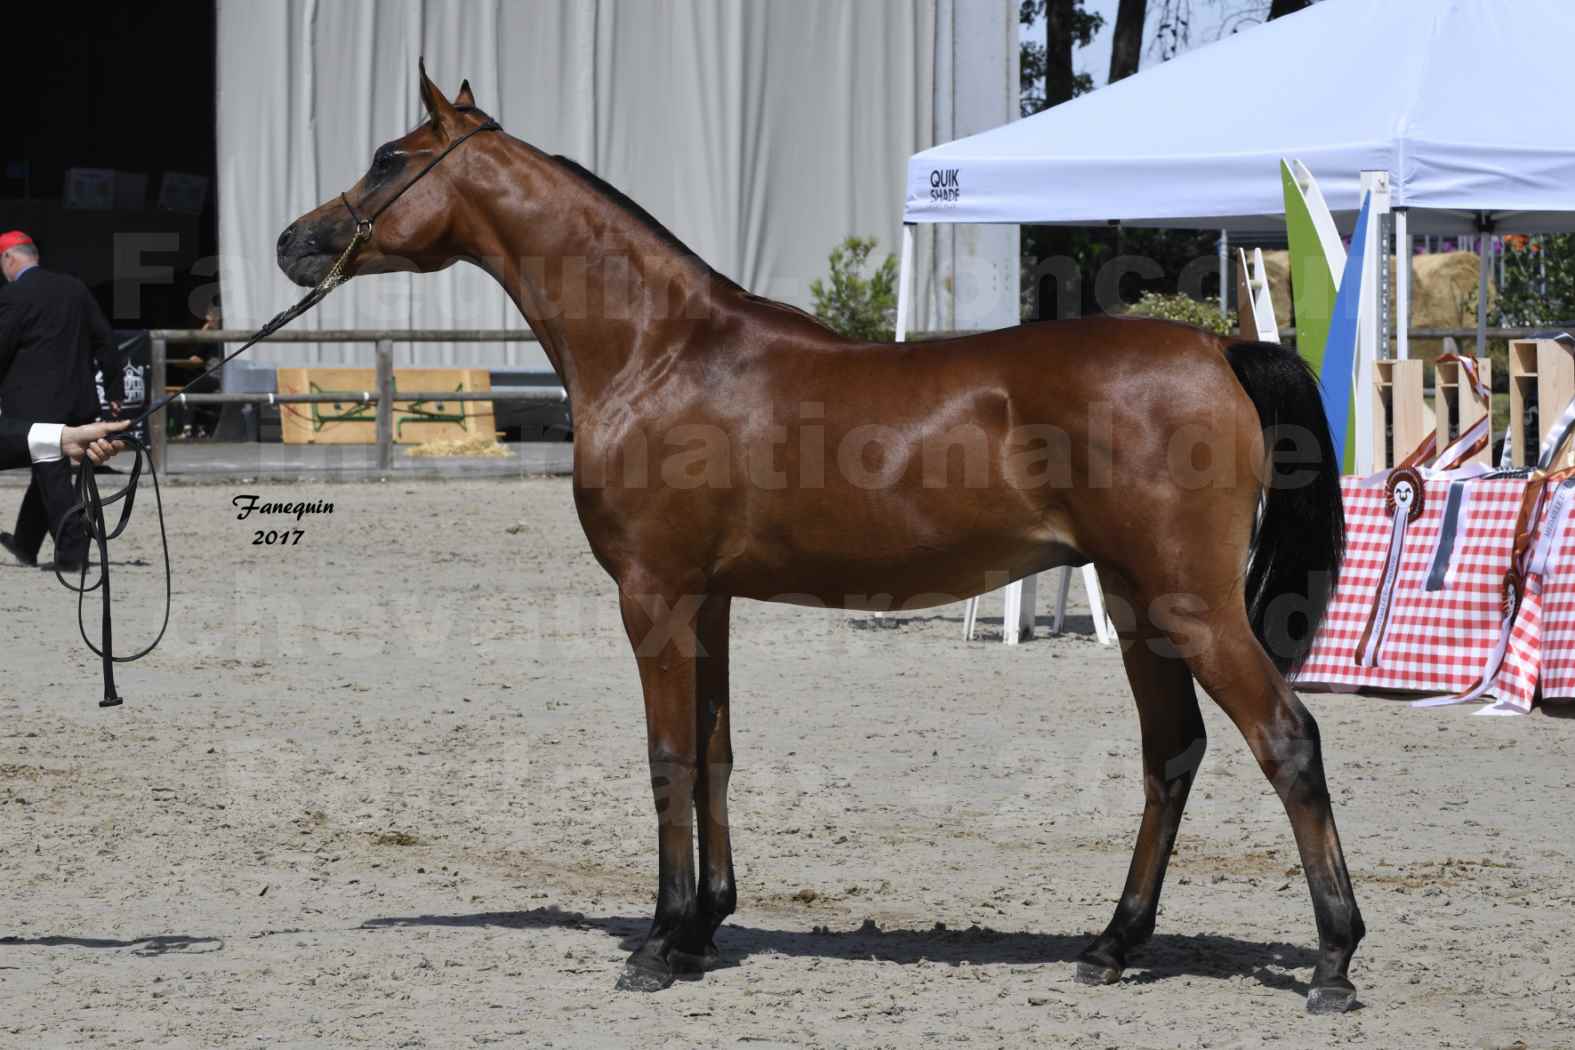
[1509,339,1575,468]
[1433,355,1492,467]
[276,368,495,445]
[1372,359,1432,470]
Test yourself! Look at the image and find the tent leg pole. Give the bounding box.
[1217,230,1228,316]
[1477,218,1491,359]
[1395,208,1410,360]
[1355,171,1392,476]
[896,223,915,343]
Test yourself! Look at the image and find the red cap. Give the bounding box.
[0,230,33,253]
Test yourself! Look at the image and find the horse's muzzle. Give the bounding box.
[275,221,337,287]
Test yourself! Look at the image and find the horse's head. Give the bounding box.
[276,61,496,287]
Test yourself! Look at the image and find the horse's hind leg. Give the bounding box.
[1077,579,1207,985]
[672,595,736,971]
[1182,606,1365,1014]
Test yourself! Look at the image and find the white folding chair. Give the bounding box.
[962,566,1114,646]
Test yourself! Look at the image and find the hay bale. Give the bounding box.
[1259,250,1294,331]
[405,435,513,458]
[1409,251,1495,363]
[1261,249,1493,363]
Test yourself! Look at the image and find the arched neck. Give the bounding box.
[462,140,732,413]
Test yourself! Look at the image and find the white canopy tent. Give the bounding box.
[899,0,1575,356]
[902,0,1575,235]
[896,0,1575,642]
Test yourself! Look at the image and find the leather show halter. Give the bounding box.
[58,118,502,708]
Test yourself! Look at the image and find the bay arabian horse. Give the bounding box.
[277,66,1362,1013]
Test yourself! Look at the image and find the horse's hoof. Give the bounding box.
[1306,982,1357,1015]
[669,944,721,974]
[615,962,674,992]
[1074,960,1122,986]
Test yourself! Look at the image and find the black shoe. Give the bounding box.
[0,532,38,567]
[45,559,88,574]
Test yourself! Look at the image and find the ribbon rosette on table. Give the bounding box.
[1296,355,1575,715]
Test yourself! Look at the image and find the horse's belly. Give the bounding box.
[716,526,1083,611]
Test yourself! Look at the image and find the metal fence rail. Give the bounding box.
[146,328,557,472]
[148,329,543,343]
[143,321,1575,473]
[166,391,563,403]
[913,324,1575,343]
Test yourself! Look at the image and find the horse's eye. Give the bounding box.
[372,148,399,172]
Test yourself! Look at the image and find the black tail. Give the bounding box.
[1225,341,1345,674]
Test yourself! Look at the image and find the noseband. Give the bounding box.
[61,117,502,709]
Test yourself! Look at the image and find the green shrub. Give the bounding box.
[1121,290,1234,335]
[810,236,899,342]
[1497,234,1575,327]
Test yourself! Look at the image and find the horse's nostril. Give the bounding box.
[277,223,324,257]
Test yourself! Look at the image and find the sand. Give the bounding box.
[2,476,1572,1048]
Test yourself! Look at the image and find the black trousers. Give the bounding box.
[12,459,87,566]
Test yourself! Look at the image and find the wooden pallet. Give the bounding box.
[1372,359,1432,469]
[1509,340,1575,469]
[276,368,494,445]
[1434,354,1492,467]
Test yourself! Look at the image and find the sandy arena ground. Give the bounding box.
[2,474,1573,1048]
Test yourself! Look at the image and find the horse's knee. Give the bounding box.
[704,754,733,785]
[647,744,699,821]
[1145,733,1206,805]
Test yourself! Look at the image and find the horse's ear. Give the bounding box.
[417,57,459,134]
[455,79,476,108]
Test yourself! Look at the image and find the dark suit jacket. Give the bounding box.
[0,417,41,469]
[0,267,124,424]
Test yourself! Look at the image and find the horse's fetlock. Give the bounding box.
[702,877,737,919]
[655,889,699,932]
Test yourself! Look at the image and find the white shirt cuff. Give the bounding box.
[27,423,64,463]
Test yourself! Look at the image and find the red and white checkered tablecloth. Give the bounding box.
[1521,482,1575,703]
[1296,475,1529,698]
[1298,368,1575,712]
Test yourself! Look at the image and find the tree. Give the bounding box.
[809,237,899,342]
[1268,0,1310,18]
[1019,0,1107,318]
[1019,0,1225,322]
[1496,236,1575,329]
[1108,0,1148,83]
[1215,0,1320,37]
[1020,0,1103,116]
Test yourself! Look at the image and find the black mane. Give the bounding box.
[549,155,745,293]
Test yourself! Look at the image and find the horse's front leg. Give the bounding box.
[614,573,708,992]
[672,594,734,972]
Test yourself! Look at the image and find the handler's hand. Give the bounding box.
[62,420,131,465]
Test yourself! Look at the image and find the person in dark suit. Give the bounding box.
[0,418,128,470]
[0,230,127,570]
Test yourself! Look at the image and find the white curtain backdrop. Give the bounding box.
[217,0,1018,370]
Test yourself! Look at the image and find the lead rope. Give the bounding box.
[56,226,369,707]
[57,117,502,708]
